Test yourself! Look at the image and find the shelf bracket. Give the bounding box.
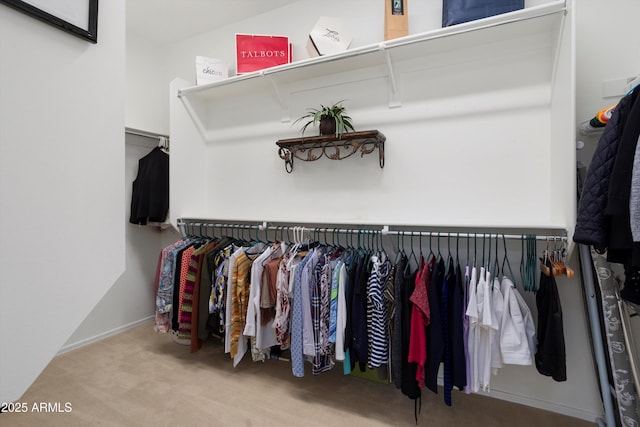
[549,6,567,91]
[266,74,290,123]
[179,94,209,142]
[381,44,402,109]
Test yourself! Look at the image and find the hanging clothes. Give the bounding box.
[129,146,169,225]
[367,254,392,369]
[476,267,497,392]
[451,260,467,391]
[155,237,194,332]
[535,259,567,382]
[574,85,640,305]
[290,249,314,377]
[197,238,231,341]
[424,255,458,405]
[242,244,274,363]
[462,265,472,394]
[273,250,297,349]
[153,226,552,418]
[490,276,505,375]
[499,276,536,366]
[400,267,420,401]
[408,256,433,389]
[392,254,407,388]
[339,251,358,369]
[350,252,371,372]
[382,261,397,383]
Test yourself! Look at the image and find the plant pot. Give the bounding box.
[319,117,336,135]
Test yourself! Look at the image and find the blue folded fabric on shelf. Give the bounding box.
[442,0,524,27]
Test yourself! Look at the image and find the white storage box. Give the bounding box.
[306,16,353,57]
[195,56,228,85]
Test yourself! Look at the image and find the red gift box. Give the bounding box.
[235,34,290,74]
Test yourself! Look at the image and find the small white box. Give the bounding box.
[307,16,353,57]
[195,56,228,85]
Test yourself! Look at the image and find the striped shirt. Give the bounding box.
[368,255,393,368]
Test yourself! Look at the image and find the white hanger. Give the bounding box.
[158,136,169,153]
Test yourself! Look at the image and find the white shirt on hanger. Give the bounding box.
[465,266,479,393]
[476,267,498,392]
[491,276,505,375]
[243,245,273,340]
[500,276,536,365]
[301,248,319,357]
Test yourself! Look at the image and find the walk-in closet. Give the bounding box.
[3,1,640,426]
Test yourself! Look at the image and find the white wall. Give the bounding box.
[575,0,640,165]
[165,0,603,421]
[60,135,180,353]
[574,0,640,384]
[126,31,169,135]
[0,1,126,402]
[61,26,180,357]
[32,0,635,420]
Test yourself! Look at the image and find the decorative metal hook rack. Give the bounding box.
[276,130,385,173]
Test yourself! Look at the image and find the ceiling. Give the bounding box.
[126,0,300,45]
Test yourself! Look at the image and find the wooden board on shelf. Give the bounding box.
[385,0,408,41]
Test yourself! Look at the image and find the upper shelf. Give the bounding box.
[178,1,566,104]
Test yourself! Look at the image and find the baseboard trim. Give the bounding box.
[478,387,604,422]
[57,316,154,355]
[435,377,603,422]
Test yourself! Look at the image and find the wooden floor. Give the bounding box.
[2,321,595,426]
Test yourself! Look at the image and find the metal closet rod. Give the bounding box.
[176,219,567,242]
[125,127,169,140]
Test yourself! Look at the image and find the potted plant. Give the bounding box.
[293,100,355,136]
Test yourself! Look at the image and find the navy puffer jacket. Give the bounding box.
[574,87,640,250]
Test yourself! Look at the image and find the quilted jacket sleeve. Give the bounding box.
[573,94,632,249]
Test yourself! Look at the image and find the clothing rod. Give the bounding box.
[176,219,567,242]
[125,127,169,140]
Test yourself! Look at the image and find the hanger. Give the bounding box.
[501,234,516,287]
[405,231,418,275]
[493,234,500,279]
[520,234,537,291]
[473,233,478,267]
[541,237,574,278]
[158,136,169,153]
[487,234,492,281]
[562,242,575,278]
[428,232,435,261]
[393,230,403,264]
[540,238,552,277]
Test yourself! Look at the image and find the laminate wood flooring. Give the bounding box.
[1,321,595,426]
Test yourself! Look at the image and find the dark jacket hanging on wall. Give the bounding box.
[130,147,169,225]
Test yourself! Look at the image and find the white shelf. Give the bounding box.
[178,2,566,103]
[169,1,575,239]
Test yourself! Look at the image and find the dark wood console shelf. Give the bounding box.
[275,130,385,173]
